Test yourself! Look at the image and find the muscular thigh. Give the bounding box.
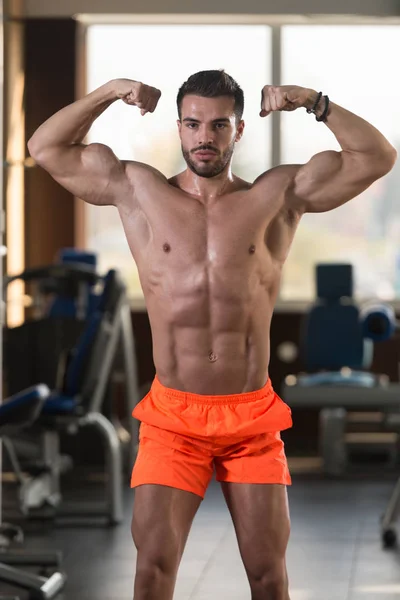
[132,484,202,568]
[221,482,290,576]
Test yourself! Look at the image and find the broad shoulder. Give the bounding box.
[124,160,169,188]
[252,164,300,190]
[114,161,170,214]
[252,164,304,213]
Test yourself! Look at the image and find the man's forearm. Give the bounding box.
[304,90,396,164]
[28,80,118,157]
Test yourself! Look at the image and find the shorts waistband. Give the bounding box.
[151,375,273,405]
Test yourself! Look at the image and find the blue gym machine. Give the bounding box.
[2,255,141,525]
[282,263,400,548]
[0,386,67,599]
[361,303,400,549]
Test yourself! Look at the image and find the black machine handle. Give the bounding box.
[3,264,100,288]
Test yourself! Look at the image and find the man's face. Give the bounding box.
[177,95,244,178]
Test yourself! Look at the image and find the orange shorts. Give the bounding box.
[131,376,293,499]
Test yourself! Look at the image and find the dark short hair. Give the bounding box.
[177,70,244,122]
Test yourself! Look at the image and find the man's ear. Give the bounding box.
[235,120,245,142]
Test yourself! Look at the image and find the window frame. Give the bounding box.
[76,15,400,310]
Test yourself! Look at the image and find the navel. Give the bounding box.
[249,244,256,254]
[208,351,218,362]
[163,243,171,253]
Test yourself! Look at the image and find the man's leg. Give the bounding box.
[221,482,291,600]
[131,484,202,600]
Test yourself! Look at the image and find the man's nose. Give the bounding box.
[197,125,214,145]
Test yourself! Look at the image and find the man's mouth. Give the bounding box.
[194,150,217,159]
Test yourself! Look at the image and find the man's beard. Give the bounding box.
[182,141,235,178]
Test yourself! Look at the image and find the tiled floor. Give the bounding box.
[1,473,400,599]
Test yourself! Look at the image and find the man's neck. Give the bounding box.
[176,167,237,203]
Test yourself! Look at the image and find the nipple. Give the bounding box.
[163,243,171,253]
[249,245,256,254]
[208,351,218,362]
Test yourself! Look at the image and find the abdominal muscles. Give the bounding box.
[141,254,279,395]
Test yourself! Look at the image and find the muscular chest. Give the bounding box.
[128,193,271,267]
[119,189,290,299]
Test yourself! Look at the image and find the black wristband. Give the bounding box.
[316,95,330,122]
[306,91,322,114]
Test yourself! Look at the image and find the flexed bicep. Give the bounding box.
[27,78,162,206]
[259,85,396,214]
[290,150,378,213]
[35,142,131,206]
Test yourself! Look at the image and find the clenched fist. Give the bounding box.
[260,85,316,117]
[114,79,161,115]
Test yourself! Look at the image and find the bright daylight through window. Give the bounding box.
[85,23,400,302]
[85,24,271,298]
[281,26,400,301]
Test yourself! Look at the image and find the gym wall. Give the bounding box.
[24,19,76,268]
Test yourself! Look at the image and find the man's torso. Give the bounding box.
[117,166,301,394]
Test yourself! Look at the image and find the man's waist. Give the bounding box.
[153,363,269,397]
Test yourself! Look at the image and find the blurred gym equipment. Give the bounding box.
[3,259,140,525]
[0,385,66,599]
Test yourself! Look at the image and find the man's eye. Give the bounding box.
[215,124,225,129]
[187,123,197,129]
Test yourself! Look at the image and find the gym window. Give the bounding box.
[281,25,400,302]
[80,19,400,305]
